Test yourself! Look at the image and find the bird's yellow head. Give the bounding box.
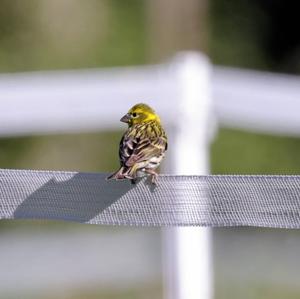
[120,103,160,126]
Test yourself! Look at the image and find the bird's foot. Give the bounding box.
[151,174,158,185]
[144,169,158,185]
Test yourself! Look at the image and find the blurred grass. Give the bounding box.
[0,0,147,72]
[0,131,121,171]
[215,284,300,299]
[7,284,162,299]
[211,129,300,174]
[2,129,300,174]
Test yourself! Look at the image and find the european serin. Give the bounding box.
[107,103,168,184]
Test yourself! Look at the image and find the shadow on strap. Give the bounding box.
[14,173,135,223]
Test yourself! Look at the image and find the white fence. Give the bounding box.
[1,53,300,137]
[0,52,300,299]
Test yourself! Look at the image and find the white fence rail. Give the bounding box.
[213,67,300,136]
[0,54,300,137]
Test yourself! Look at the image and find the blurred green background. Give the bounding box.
[0,0,300,299]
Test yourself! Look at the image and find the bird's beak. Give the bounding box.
[120,113,130,123]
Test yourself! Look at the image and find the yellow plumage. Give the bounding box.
[107,103,168,184]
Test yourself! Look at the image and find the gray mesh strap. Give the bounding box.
[1,169,300,228]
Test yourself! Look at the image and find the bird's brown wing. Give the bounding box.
[119,134,167,167]
[119,122,167,168]
[125,136,166,167]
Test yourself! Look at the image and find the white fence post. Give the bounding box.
[163,52,213,299]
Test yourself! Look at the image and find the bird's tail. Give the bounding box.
[106,167,126,180]
[106,166,138,180]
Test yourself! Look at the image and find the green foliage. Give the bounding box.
[209,0,269,69]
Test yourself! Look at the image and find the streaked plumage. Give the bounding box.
[107,103,168,184]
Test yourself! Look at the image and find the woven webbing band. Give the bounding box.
[1,169,300,228]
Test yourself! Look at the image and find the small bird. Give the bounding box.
[107,103,168,184]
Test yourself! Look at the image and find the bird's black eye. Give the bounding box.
[132,112,137,118]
